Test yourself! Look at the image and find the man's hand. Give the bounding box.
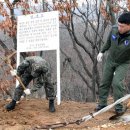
[24,89,31,95]
[97,52,103,62]
[10,69,17,76]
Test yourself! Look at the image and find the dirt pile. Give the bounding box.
[0,99,130,130]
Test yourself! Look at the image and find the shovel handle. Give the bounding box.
[4,52,26,90]
[8,63,26,90]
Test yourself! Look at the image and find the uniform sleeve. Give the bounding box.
[100,29,112,53]
[17,60,30,76]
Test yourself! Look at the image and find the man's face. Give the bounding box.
[118,22,130,34]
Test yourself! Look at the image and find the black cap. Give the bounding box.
[118,12,130,24]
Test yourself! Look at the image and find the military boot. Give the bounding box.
[94,104,106,112]
[49,99,55,112]
[5,100,16,111]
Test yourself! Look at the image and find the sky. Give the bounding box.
[0,0,86,20]
[0,0,127,19]
[1,0,87,6]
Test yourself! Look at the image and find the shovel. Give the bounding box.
[1,51,26,90]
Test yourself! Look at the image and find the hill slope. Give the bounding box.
[0,99,130,130]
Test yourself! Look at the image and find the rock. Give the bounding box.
[120,115,130,122]
[6,98,12,102]
[101,124,108,128]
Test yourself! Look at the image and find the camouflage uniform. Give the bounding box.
[13,56,55,101]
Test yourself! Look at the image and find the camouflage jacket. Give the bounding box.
[17,56,49,77]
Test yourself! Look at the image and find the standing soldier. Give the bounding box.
[96,12,130,115]
[5,56,56,112]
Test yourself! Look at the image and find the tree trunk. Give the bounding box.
[10,9,17,50]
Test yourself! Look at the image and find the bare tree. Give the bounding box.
[55,0,130,101]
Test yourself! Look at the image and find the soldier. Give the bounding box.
[5,56,56,112]
[95,12,130,115]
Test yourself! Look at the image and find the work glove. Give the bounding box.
[10,69,17,76]
[97,52,103,62]
[24,89,31,95]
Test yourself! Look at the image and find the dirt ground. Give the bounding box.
[0,98,130,130]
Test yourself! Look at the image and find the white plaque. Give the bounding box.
[17,11,59,51]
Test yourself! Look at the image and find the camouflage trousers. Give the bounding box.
[13,73,55,101]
